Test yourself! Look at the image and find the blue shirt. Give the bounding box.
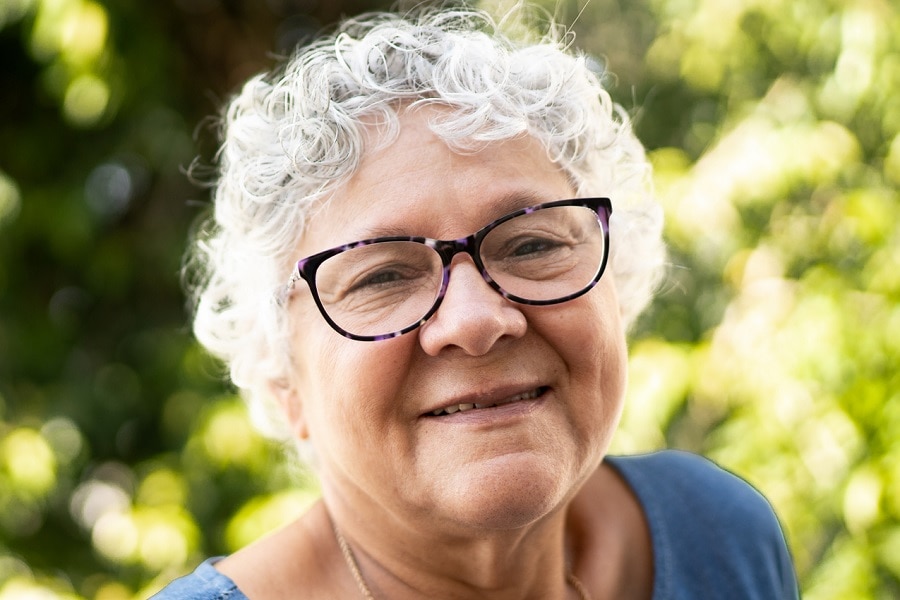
[150,450,799,599]
[607,451,799,599]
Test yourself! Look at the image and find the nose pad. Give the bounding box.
[418,255,527,356]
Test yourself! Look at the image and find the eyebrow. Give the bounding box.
[490,190,550,219]
[354,190,553,240]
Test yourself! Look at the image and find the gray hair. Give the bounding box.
[186,6,666,441]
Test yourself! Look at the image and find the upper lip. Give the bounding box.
[421,384,548,417]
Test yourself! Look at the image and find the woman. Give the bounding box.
[155,6,798,599]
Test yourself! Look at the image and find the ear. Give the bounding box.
[267,379,309,440]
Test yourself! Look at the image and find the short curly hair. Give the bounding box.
[185,5,666,441]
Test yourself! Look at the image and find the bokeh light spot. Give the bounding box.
[138,519,190,570]
[225,489,319,552]
[92,582,131,600]
[0,0,36,28]
[0,170,21,229]
[30,0,107,63]
[40,418,84,466]
[1,429,57,497]
[59,0,108,64]
[92,511,139,563]
[85,162,133,220]
[0,576,81,600]
[69,480,130,531]
[62,73,109,127]
[201,402,262,468]
[136,468,187,507]
[843,466,882,534]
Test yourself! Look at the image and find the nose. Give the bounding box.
[418,254,527,356]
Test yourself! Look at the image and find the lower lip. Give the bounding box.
[421,391,548,425]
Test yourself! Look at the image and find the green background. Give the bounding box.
[1,0,898,597]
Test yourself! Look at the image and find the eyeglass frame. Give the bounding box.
[282,197,613,341]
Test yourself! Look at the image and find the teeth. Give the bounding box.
[430,388,543,417]
[508,389,541,403]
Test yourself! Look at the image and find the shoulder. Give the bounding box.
[605,450,799,599]
[204,501,357,599]
[607,450,777,529]
[149,559,246,600]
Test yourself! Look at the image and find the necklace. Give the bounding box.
[333,524,592,600]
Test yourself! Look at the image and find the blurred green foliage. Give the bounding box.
[0,0,897,598]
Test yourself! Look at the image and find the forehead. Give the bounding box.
[299,109,574,254]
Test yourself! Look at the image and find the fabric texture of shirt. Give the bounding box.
[149,450,799,599]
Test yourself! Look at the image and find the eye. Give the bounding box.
[350,268,408,291]
[509,237,561,257]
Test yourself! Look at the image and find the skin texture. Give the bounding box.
[216,108,653,599]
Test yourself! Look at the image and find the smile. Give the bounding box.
[427,387,548,417]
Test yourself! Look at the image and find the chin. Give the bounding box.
[435,452,578,532]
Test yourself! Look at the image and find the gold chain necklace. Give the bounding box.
[333,524,592,600]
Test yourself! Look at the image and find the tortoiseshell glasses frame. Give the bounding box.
[282,197,612,341]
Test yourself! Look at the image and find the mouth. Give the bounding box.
[424,386,549,417]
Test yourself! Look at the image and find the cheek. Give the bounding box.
[547,286,628,439]
[289,316,417,451]
[555,284,626,374]
[585,289,628,405]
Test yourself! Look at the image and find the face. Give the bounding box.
[279,108,628,534]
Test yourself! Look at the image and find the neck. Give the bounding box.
[324,491,579,599]
[336,521,591,600]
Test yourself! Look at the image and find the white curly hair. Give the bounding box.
[185,4,666,442]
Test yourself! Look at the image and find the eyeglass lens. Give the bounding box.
[313,204,607,338]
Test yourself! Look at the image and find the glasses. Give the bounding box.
[284,197,612,341]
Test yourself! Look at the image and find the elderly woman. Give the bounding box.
[154,6,798,599]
